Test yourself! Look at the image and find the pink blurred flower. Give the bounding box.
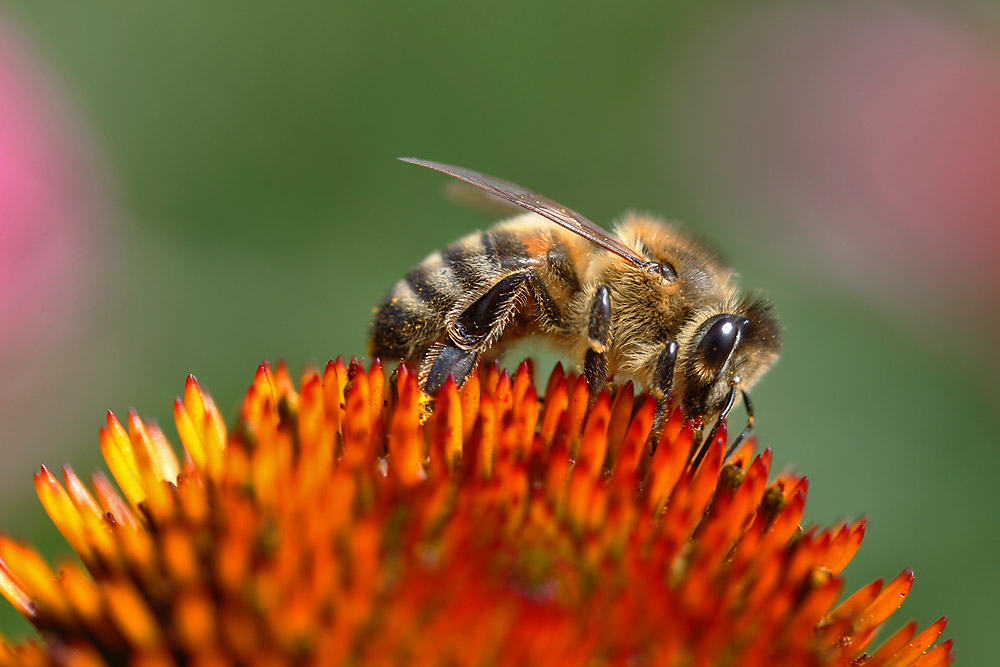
[0,13,106,347]
[0,9,112,484]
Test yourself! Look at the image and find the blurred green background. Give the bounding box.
[1,1,997,661]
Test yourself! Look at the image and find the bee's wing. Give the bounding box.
[400,157,653,269]
[442,181,523,217]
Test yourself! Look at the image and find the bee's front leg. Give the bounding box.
[422,272,531,396]
[650,340,679,446]
[584,285,611,406]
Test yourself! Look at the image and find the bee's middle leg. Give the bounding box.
[584,285,611,405]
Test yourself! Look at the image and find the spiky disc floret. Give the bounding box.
[0,360,953,666]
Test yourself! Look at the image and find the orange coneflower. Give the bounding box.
[0,359,953,666]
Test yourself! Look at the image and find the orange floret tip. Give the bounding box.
[0,360,951,666]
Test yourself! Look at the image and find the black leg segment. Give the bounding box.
[584,285,611,403]
[652,341,678,399]
[650,340,679,438]
[424,343,479,396]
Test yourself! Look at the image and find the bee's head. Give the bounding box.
[676,296,782,422]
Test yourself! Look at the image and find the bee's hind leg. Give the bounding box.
[423,271,531,397]
[649,340,679,451]
[584,285,611,406]
[423,343,479,397]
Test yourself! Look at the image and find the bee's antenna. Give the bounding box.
[724,390,754,459]
[690,385,737,471]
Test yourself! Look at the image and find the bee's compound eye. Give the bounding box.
[658,262,677,283]
[697,315,747,370]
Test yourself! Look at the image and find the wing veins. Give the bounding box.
[400,157,651,268]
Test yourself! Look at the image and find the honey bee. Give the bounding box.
[370,159,781,461]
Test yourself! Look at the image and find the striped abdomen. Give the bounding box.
[369,222,542,362]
